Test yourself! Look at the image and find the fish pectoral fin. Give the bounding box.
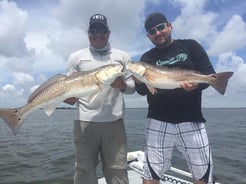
[146,85,157,95]
[146,72,158,83]
[43,105,57,116]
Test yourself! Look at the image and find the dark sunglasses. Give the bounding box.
[89,28,109,35]
[147,23,167,35]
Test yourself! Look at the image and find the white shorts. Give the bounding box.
[144,118,213,183]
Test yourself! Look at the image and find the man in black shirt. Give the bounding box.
[135,12,215,184]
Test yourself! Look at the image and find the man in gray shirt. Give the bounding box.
[64,13,135,184]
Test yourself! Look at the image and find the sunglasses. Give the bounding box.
[89,28,109,35]
[147,23,167,35]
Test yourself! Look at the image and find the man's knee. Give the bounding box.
[103,168,129,184]
[193,180,207,184]
[143,178,160,184]
[74,168,97,184]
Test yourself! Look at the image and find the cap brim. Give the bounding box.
[90,22,107,28]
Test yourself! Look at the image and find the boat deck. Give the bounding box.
[98,151,193,184]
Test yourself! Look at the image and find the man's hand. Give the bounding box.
[111,76,126,92]
[63,97,77,105]
[180,81,199,91]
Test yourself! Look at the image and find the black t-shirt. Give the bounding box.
[136,39,215,123]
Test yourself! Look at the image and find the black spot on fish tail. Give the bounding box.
[209,72,234,95]
[0,108,23,135]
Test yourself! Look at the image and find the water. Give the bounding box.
[0,108,245,184]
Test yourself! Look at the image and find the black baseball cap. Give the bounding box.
[89,14,108,29]
[145,12,168,31]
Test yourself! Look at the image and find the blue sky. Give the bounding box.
[0,0,246,108]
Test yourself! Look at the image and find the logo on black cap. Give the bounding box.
[89,14,108,28]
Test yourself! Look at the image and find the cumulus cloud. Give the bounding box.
[2,84,16,93]
[12,72,34,86]
[0,0,29,57]
[203,52,246,108]
[47,28,86,61]
[0,84,25,108]
[54,0,146,55]
[0,0,245,108]
[216,52,246,90]
[171,0,217,42]
[207,15,246,56]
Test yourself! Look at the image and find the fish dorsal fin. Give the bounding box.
[28,74,66,103]
[146,85,157,95]
[43,104,58,116]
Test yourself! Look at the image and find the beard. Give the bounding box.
[153,33,172,48]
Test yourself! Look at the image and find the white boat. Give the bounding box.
[98,151,221,184]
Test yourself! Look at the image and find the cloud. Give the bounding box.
[171,0,218,42]
[207,15,246,56]
[0,84,25,108]
[0,0,245,108]
[203,52,246,108]
[47,28,86,61]
[216,52,246,91]
[0,0,29,57]
[2,84,16,93]
[171,0,246,58]
[54,0,147,56]
[13,72,34,86]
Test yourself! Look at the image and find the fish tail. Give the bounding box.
[0,108,24,135]
[209,72,234,95]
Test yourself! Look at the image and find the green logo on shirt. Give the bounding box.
[156,53,188,66]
